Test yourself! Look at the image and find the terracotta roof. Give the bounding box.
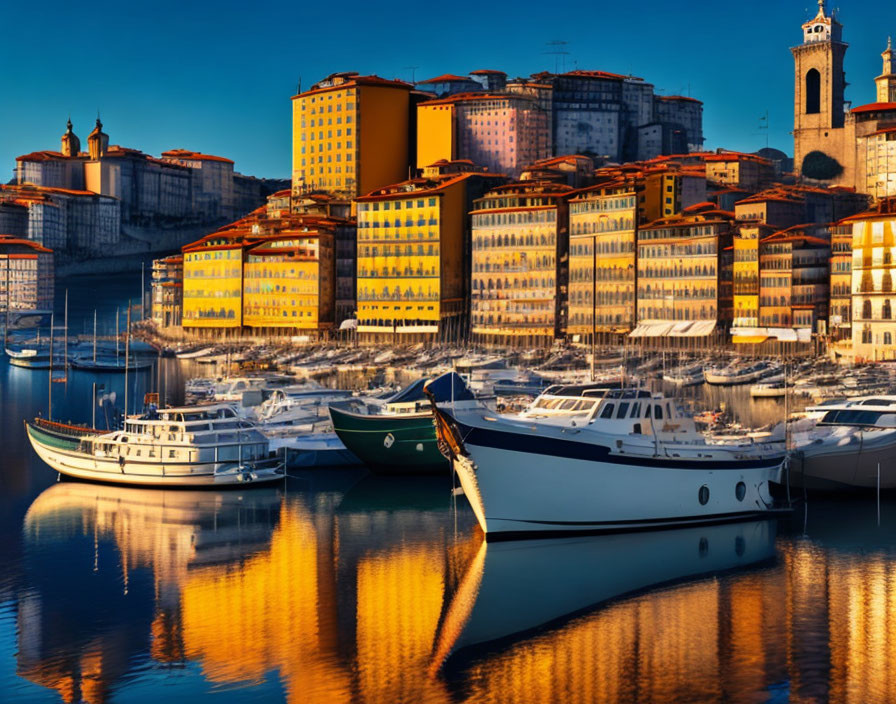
[420,92,533,107]
[15,150,68,162]
[851,102,896,114]
[658,95,703,104]
[161,149,234,165]
[868,126,896,137]
[293,74,412,99]
[560,69,629,81]
[417,74,475,84]
[1,184,107,198]
[270,189,291,197]
[356,171,504,202]
[0,234,52,253]
[470,69,507,76]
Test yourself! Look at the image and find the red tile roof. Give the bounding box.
[417,74,475,84]
[420,92,532,107]
[851,102,896,114]
[658,95,703,104]
[470,69,507,76]
[0,234,52,253]
[161,149,234,165]
[293,74,413,99]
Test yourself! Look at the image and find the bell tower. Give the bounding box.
[792,0,855,185]
[876,37,896,104]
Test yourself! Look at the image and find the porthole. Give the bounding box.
[735,481,746,502]
[698,485,710,505]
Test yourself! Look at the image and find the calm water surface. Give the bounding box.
[3,276,896,703]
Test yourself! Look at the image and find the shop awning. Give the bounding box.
[339,318,358,330]
[630,322,675,338]
[668,320,717,337]
[733,335,768,344]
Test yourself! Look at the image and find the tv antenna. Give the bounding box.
[543,40,569,73]
[404,66,419,83]
[758,110,769,150]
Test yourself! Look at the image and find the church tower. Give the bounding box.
[876,38,896,104]
[87,116,109,160]
[792,0,855,185]
[60,118,81,158]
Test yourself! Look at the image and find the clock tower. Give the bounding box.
[792,0,856,185]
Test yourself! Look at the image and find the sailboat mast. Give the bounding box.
[48,312,54,420]
[64,289,68,383]
[93,309,97,363]
[124,303,131,417]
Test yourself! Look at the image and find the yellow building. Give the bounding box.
[470,181,572,347]
[567,181,638,342]
[355,169,505,343]
[633,204,734,346]
[291,72,412,198]
[849,198,896,360]
[830,221,853,342]
[182,229,252,333]
[732,223,774,329]
[242,233,335,336]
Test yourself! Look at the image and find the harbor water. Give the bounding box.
[4,276,896,702]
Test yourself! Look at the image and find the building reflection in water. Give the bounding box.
[16,479,896,703]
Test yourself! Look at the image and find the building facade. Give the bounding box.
[634,205,734,343]
[182,231,250,332]
[470,181,572,347]
[829,221,853,341]
[291,73,413,198]
[567,182,638,341]
[0,235,54,312]
[416,93,550,177]
[354,170,505,342]
[151,255,183,328]
[849,199,896,360]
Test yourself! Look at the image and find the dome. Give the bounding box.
[87,117,109,159]
[60,119,81,158]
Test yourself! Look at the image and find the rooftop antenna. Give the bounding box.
[296,76,302,94]
[758,110,769,150]
[404,66,419,83]
[543,40,569,73]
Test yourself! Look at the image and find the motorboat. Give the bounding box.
[790,395,896,490]
[263,424,362,468]
[25,404,285,486]
[69,355,152,372]
[211,375,296,403]
[253,386,359,427]
[431,519,776,670]
[329,378,448,475]
[704,361,770,385]
[750,380,787,398]
[175,346,215,359]
[662,364,705,387]
[425,372,786,539]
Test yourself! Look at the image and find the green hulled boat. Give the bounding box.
[328,379,448,475]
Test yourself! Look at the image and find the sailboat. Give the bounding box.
[69,308,151,372]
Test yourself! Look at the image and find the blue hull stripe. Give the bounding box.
[444,414,783,471]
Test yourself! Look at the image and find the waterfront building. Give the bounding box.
[829,221,853,342]
[847,198,896,360]
[633,204,733,345]
[860,126,896,199]
[160,149,236,221]
[0,201,28,237]
[758,225,831,332]
[182,229,253,332]
[354,168,506,343]
[416,93,550,178]
[0,235,54,312]
[654,96,705,153]
[291,72,413,198]
[469,69,508,92]
[637,162,708,224]
[151,255,183,328]
[242,232,335,337]
[470,181,573,347]
[567,181,638,342]
[732,223,775,329]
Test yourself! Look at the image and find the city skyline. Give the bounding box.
[2,0,895,181]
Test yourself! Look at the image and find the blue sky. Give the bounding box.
[0,0,893,180]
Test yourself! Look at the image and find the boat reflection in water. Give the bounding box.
[17,477,896,703]
[18,481,283,703]
[433,520,777,673]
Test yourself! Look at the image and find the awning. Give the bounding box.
[733,335,768,344]
[667,320,717,337]
[770,328,798,342]
[339,318,358,330]
[796,328,812,343]
[630,322,675,338]
[667,321,695,337]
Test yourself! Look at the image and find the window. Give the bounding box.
[654,404,663,420]
[600,404,615,419]
[805,69,821,114]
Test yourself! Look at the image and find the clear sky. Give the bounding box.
[0,0,893,181]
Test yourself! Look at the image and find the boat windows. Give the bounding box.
[735,481,746,501]
[698,485,710,505]
[654,405,663,420]
[616,402,630,419]
[629,402,641,418]
[645,405,652,419]
[600,404,615,419]
[820,409,893,426]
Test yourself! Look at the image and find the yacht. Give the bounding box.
[425,372,786,539]
[704,361,770,385]
[211,375,296,403]
[790,395,896,490]
[662,364,705,387]
[253,386,359,427]
[25,404,285,486]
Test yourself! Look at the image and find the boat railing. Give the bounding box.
[32,417,97,437]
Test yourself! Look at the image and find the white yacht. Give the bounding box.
[211,375,296,403]
[25,405,285,486]
[790,395,896,490]
[253,386,360,427]
[704,361,772,385]
[425,372,786,538]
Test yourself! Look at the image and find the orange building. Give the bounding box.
[291,73,413,198]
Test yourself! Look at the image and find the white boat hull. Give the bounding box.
[452,443,783,538]
[26,425,284,487]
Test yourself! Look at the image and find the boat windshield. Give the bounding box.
[819,409,896,426]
